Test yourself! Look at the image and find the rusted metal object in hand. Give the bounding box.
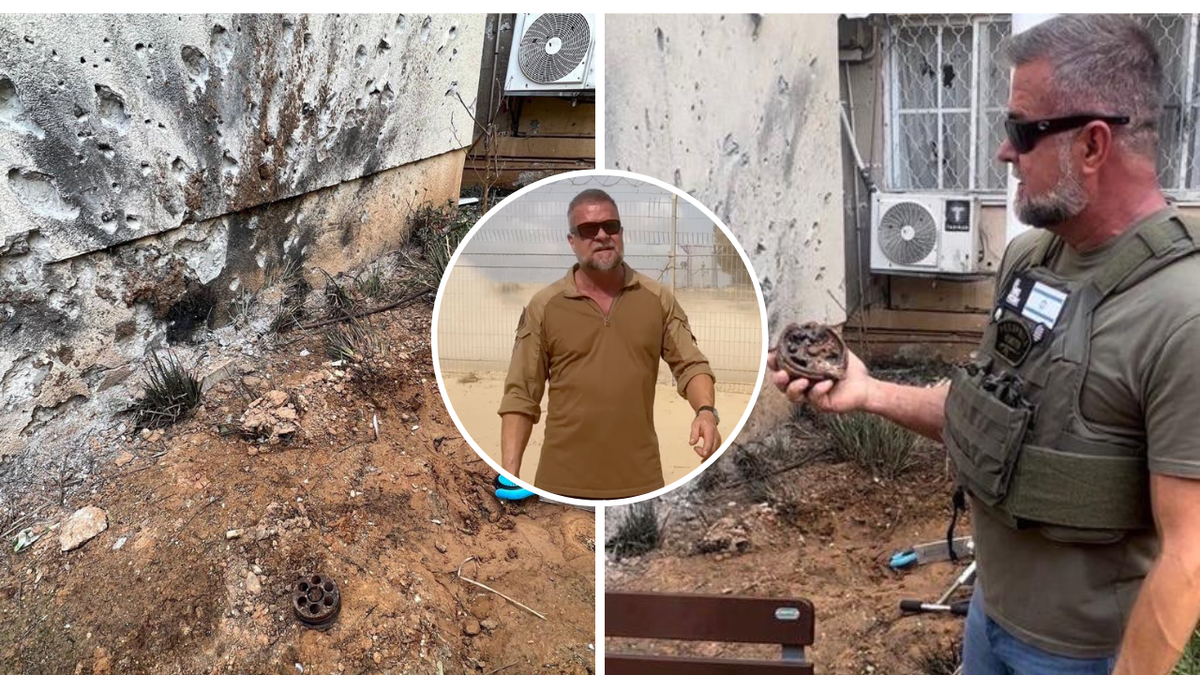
[292,573,341,629]
[776,323,848,382]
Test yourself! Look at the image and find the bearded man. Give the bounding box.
[494,188,720,500]
[769,14,1200,675]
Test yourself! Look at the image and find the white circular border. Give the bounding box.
[431,169,769,508]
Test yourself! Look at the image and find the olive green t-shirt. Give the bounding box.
[497,263,715,499]
[974,208,1200,657]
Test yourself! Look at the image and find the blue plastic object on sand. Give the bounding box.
[493,474,535,501]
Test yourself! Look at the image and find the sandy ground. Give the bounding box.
[441,371,752,489]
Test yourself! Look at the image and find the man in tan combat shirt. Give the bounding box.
[496,188,720,499]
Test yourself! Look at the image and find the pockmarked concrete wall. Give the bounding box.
[605,14,846,438]
[0,14,483,457]
[0,14,481,260]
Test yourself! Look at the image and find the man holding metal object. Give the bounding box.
[769,15,1200,675]
[496,188,719,500]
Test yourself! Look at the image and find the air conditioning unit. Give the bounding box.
[504,13,596,95]
[870,193,981,275]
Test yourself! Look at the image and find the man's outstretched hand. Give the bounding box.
[767,347,872,414]
[689,411,721,459]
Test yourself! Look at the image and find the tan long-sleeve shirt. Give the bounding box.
[497,263,714,498]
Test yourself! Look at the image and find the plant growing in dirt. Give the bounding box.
[129,351,203,429]
[606,501,663,558]
[353,264,386,300]
[227,288,255,327]
[265,257,310,333]
[732,446,774,503]
[402,201,474,300]
[321,269,359,318]
[324,318,382,363]
[693,461,726,493]
[723,437,808,518]
[822,411,923,480]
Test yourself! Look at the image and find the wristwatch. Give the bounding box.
[696,406,720,425]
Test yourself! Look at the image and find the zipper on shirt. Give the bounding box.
[581,288,624,326]
[603,293,622,327]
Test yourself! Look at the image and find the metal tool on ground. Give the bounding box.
[898,599,970,616]
[900,560,977,617]
[889,536,973,570]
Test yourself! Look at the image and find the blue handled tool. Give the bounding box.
[888,536,973,570]
[889,549,920,570]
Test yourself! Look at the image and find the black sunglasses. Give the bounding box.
[571,220,622,239]
[1004,114,1130,154]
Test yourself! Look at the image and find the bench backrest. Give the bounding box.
[606,591,816,675]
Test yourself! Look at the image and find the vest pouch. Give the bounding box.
[1004,440,1152,538]
[944,368,1034,507]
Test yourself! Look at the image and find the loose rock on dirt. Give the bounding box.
[694,514,751,555]
[240,389,301,444]
[59,506,109,552]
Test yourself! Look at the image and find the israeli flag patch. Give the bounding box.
[1021,281,1068,329]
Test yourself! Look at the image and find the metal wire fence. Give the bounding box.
[436,196,763,393]
[884,13,1200,198]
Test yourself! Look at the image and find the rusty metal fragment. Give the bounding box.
[292,573,341,629]
[775,322,848,382]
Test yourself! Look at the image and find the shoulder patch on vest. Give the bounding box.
[1021,281,1068,329]
[994,319,1033,366]
[1003,275,1028,311]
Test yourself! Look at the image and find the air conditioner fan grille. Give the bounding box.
[518,14,591,84]
[878,201,938,266]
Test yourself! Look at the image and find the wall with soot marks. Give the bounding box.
[0,14,481,260]
[604,14,846,438]
[0,14,483,458]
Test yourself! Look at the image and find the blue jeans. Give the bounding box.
[963,586,1117,675]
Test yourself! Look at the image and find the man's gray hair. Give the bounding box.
[1002,14,1164,157]
[567,188,619,225]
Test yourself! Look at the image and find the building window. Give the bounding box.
[885,14,1200,197]
[1141,14,1200,195]
[885,15,1011,193]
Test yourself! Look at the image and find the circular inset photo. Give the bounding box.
[432,170,767,505]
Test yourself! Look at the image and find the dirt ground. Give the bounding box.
[605,396,970,675]
[441,371,752,488]
[0,300,595,674]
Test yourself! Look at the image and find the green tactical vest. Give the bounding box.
[944,210,1200,541]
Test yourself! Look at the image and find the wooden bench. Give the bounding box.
[605,591,816,674]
